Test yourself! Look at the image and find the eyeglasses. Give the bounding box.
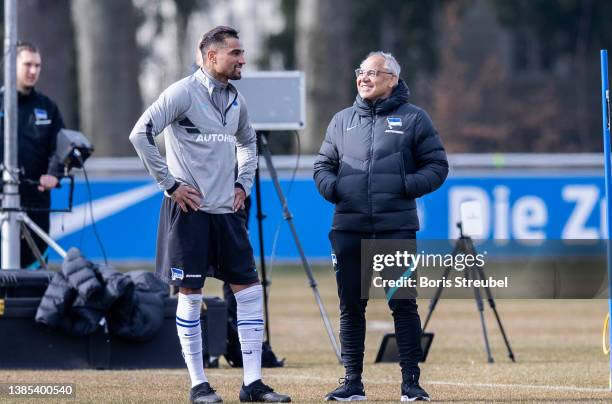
[354,68,395,78]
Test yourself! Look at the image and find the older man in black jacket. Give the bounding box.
[314,51,448,402]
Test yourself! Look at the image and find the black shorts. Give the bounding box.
[155,197,258,288]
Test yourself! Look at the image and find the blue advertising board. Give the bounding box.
[47,171,607,262]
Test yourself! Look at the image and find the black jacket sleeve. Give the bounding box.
[313,115,340,203]
[46,103,65,178]
[404,110,449,199]
[35,272,76,328]
[61,247,103,300]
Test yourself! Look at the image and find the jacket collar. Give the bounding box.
[194,68,236,99]
[18,88,37,102]
[354,79,410,116]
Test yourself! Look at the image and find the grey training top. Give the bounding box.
[201,68,230,114]
[129,68,257,214]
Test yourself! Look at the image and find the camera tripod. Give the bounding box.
[421,223,515,363]
[0,175,75,269]
[253,130,341,363]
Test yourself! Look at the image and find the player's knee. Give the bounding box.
[230,281,260,294]
[179,287,202,295]
[235,284,264,318]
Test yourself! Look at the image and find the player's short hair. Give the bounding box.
[16,41,39,57]
[198,26,239,53]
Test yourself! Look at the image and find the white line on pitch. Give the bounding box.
[147,370,608,393]
[427,380,608,393]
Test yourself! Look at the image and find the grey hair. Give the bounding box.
[363,51,401,76]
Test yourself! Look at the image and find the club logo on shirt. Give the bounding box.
[385,117,404,134]
[34,108,51,125]
[170,267,184,280]
[387,117,402,129]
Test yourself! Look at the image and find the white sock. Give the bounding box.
[176,293,207,387]
[235,284,264,386]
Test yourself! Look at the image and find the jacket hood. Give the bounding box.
[354,79,411,116]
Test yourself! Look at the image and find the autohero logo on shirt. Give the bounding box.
[195,133,236,143]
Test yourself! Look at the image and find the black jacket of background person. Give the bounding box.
[314,79,449,232]
[0,88,64,208]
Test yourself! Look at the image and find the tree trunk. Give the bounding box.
[71,0,143,156]
[17,0,78,129]
[174,0,201,77]
[296,0,352,153]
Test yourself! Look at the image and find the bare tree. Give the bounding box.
[71,0,143,156]
[296,0,353,153]
[424,1,569,153]
[174,0,201,75]
[17,0,78,128]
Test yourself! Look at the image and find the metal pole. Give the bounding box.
[466,266,494,363]
[254,133,272,344]
[260,133,342,363]
[2,0,21,270]
[600,49,612,390]
[21,213,67,258]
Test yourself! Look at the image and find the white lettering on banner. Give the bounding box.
[493,186,510,242]
[449,184,607,240]
[448,185,548,239]
[562,185,599,239]
[448,186,490,239]
[512,196,547,239]
[416,200,426,231]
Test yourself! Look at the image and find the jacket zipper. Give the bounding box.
[368,107,376,232]
[222,92,238,127]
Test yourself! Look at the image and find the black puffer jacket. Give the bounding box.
[35,248,168,340]
[107,271,167,341]
[314,80,448,232]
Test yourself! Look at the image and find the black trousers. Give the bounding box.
[329,229,423,378]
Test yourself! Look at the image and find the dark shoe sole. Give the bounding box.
[191,396,223,403]
[324,395,367,401]
[239,397,291,403]
[239,392,291,402]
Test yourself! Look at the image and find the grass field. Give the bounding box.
[1,265,611,403]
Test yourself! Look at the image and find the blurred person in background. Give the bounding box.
[0,41,65,268]
[314,51,448,402]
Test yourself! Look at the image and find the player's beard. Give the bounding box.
[228,65,242,80]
